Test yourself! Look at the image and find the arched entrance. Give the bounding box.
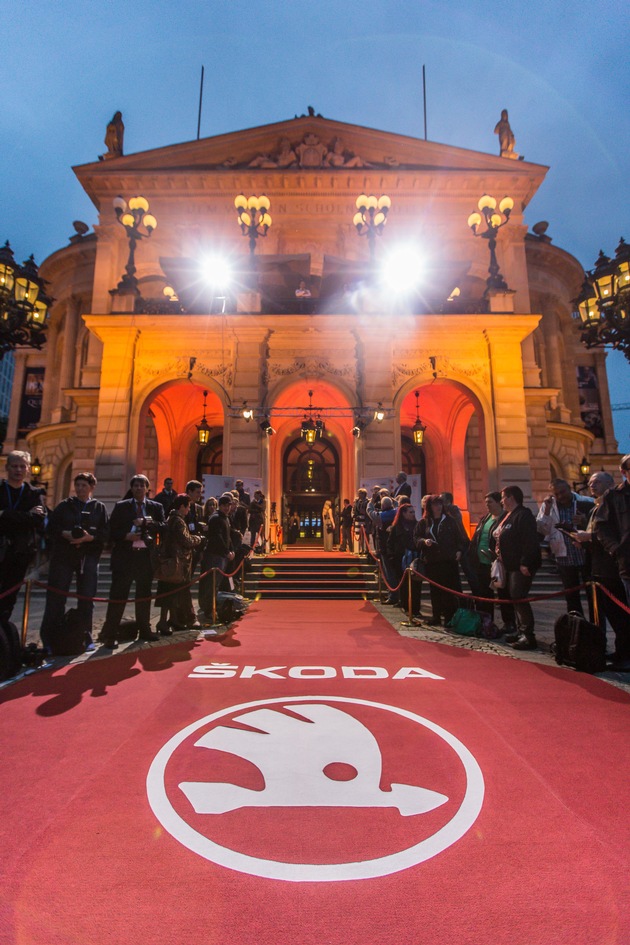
[282,436,339,545]
[399,380,488,520]
[138,382,224,491]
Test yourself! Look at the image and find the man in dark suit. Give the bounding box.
[393,472,412,499]
[99,475,164,648]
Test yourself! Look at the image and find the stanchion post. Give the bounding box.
[590,581,600,627]
[212,568,217,625]
[400,568,418,627]
[21,580,31,648]
[240,561,245,597]
[377,565,382,602]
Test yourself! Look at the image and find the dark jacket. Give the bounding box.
[154,489,177,515]
[593,480,630,580]
[185,500,206,535]
[585,504,622,582]
[0,480,46,557]
[387,517,417,562]
[108,497,165,570]
[415,514,469,564]
[204,510,233,557]
[46,496,109,558]
[492,505,541,574]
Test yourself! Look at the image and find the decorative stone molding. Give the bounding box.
[263,356,356,385]
[392,356,489,389]
[134,357,233,391]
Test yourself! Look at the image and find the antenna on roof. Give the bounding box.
[197,65,205,140]
[422,65,428,141]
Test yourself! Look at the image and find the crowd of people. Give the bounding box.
[335,463,630,666]
[1,452,629,670]
[0,454,267,657]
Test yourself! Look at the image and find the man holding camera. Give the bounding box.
[99,474,164,648]
[0,451,47,623]
[39,473,108,654]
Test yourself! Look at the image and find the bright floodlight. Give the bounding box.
[380,246,425,294]
[201,254,232,290]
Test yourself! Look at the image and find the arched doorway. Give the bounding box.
[138,382,224,490]
[401,435,427,492]
[282,436,339,544]
[197,435,223,479]
[399,381,488,519]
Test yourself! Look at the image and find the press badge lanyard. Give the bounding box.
[4,482,25,510]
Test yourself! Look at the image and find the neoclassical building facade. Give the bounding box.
[4,114,619,531]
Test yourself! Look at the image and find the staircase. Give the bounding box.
[243,552,380,600]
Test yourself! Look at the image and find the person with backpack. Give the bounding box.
[39,473,108,654]
[155,494,204,633]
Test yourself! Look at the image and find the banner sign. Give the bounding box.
[17,367,44,438]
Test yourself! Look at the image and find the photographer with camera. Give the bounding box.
[99,474,164,648]
[0,451,47,625]
[39,473,108,654]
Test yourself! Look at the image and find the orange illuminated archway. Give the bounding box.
[138,381,225,491]
[399,380,488,523]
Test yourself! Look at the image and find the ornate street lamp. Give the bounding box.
[113,195,157,293]
[353,194,391,260]
[0,242,51,359]
[196,390,211,446]
[234,195,272,255]
[412,390,426,446]
[574,238,630,361]
[300,390,325,444]
[467,194,514,294]
[573,456,591,493]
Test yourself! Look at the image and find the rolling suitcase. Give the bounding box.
[553,611,606,674]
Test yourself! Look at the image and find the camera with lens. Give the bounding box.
[71,510,96,540]
[140,516,159,545]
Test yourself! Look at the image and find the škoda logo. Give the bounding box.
[147,696,484,881]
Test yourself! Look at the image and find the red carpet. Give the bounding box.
[1,600,629,944]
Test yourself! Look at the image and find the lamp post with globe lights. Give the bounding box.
[353,194,391,261]
[467,194,514,297]
[234,195,272,255]
[112,195,157,293]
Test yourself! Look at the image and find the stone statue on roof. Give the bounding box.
[101,111,124,160]
[494,109,519,159]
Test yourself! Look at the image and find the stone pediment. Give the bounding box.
[74,114,548,179]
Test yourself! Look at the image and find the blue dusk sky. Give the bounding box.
[2,0,628,449]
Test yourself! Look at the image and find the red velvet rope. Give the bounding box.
[0,558,246,605]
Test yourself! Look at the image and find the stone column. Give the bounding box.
[57,295,82,414]
[485,326,536,505]
[39,321,59,425]
[92,325,140,507]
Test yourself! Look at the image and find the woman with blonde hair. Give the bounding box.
[322,499,335,551]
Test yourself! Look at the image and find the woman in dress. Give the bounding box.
[415,494,468,626]
[155,494,204,633]
[322,499,335,551]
